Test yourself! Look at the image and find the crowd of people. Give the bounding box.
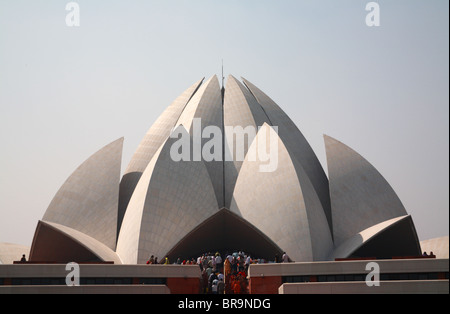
[197,251,249,294]
[145,250,292,294]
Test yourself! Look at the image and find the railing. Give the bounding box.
[335,255,436,261]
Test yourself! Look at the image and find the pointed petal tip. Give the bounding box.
[201,74,221,86]
[323,134,340,144]
[106,137,125,149]
[171,123,189,134]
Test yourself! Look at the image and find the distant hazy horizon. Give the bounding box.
[0,0,448,247]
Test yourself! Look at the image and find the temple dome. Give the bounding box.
[29,75,421,264]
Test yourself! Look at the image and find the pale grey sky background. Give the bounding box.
[0,0,448,247]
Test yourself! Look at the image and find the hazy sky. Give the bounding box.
[0,0,448,247]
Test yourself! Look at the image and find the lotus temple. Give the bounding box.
[0,75,448,294]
